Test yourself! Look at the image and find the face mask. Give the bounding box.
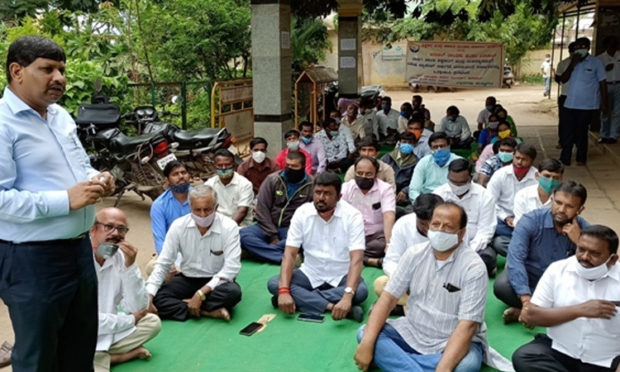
[498,129,511,139]
[575,48,588,57]
[428,229,459,252]
[399,143,414,155]
[545,58,550,62]
[448,181,471,196]
[488,121,500,130]
[382,104,391,112]
[301,136,312,144]
[409,128,423,140]
[449,116,457,122]
[216,168,234,179]
[191,212,215,228]
[574,255,614,281]
[432,147,451,167]
[486,105,495,112]
[287,141,300,151]
[355,176,375,190]
[169,181,190,194]
[539,176,560,194]
[400,110,409,118]
[284,167,305,184]
[497,151,514,163]
[513,165,530,178]
[329,130,339,138]
[252,150,266,164]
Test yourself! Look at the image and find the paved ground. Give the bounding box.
[1,84,619,370]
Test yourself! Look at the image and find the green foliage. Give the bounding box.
[291,17,331,76]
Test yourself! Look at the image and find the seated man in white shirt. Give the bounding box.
[355,202,491,372]
[433,158,498,276]
[267,172,369,322]
[205,149,254,227]
[146,185,242,322]
[439,105,473,149]
[513,225,620,372]
[513,158,564,225]
[486,143,538,257]
[373,193,443,315]
[91,208,161,372]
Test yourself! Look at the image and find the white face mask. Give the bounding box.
[191,212,216,228]
[575,48,588,57]
[252,150,266,164]
[448,181,471,197]
[287,141,300,151]
[428,229,459,252]
[574,255,614,281]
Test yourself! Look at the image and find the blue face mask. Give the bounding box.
[486,105,495,112]
[400,143,414,155]
[400,110,409,118]
[216,168,234,179]
[432,147,451,166]
[301,136,312,144]
[169,181,190,194]
[497,151,514,164]
[329,130,339,138]
[382,104,391,112]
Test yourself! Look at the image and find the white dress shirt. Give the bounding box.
[486,165,538,221]
[513,184,552,226]
[556,57,572,96]
[433,182,497,252]
[146,213,241,296]
[598,50,620,83]
[376,109,400,136]
[205,172,254,227]
[383,213,429,277]
[532,256,620,368]
[95,250,148,351]
[286,201,365,288]
[339,124,356,153]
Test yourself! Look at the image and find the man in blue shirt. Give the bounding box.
[147,160,191,275]
[494,181,589,324]
[0,36,114,371]
[559,37,608,166]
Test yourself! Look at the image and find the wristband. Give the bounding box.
[278,287,291,295]
[197,289,206,301]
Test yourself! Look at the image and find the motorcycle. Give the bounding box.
[502,64,514,88]
[75,101,173,205]
[132,106,236,181]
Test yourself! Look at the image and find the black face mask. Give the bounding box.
[355,176,375,190]
[285,168,305,184]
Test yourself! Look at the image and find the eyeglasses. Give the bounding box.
[95,221,129,235]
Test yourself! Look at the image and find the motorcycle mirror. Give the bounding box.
[140,156,151,165]
[170,142,179,149]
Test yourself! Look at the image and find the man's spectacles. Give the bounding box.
[95,221,129,235]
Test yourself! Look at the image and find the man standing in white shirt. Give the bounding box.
[147,185,242,322]
[373,193,442,314]
[513,225,620,372]
[598,36,620,144]
[268,173,368,322]
[541,54,553,97]
[205,149,254,227]
[91,208,161,372]
[487,143,538,257]
[513,158,564,225]
[434,159,497,276]
[376,96,400,137]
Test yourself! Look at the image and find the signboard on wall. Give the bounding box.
[405,41,503,88]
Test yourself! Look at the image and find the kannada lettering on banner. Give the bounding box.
[406,41,503,88]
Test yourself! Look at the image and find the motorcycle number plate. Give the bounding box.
[156,153,177,171]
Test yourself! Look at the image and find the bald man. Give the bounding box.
[90,208,161,372]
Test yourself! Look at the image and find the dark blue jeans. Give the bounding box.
[0,237,98,372]
[240,225,288,264]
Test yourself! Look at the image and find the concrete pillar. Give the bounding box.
[251,0,293,158]
[337,0,363,98]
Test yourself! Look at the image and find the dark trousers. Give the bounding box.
[560,108,596,165]
[513,334,620,372]
[153,273,242,321]
[240,225,288,264]
[267,269,368,314]
[558,95,567,145]
[478,245,498,276]
[0,237,98,372]
[493,269,540,308]
[327,157,354,172]
[364,232,386,259]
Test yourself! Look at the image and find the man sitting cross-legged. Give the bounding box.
[91,208,161,372]
[355,202,491,372]
[146,185,242,322]
[267,172,369,322]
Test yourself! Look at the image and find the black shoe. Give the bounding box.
[271,295,278,309]
[555,144,562,149]
[609,138,618,144]
[598,137,609,144]
[346,305,364,323]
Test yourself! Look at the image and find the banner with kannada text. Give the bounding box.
[406,41,503,88]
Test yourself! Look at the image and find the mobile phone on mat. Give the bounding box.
[297,313,324,323]
[239,322,263,336]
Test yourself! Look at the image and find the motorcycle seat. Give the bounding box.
[110,131,163,154]
[172,128,220,148]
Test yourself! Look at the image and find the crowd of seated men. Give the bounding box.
[76,94,619,372]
